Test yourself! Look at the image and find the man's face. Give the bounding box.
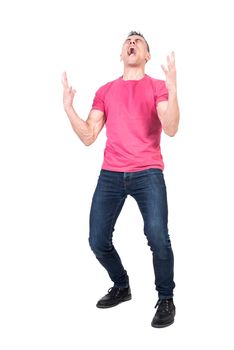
[120,35,151,67]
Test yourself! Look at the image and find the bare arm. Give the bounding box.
[157,52,180,137]
[62,72,105,146]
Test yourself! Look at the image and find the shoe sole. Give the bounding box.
[96,294,132,309]
[151,319,175,328]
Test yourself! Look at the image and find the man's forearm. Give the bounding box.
[163,92,180,137]
[65,106,93,145]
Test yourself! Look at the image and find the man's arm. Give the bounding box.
[157,52,180,137]
[62,72,105,146]
[157,93,179,137]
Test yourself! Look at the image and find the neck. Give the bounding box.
[122,66,145,81]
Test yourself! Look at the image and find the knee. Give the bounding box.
[149,236,171,252]
[89,233,112,257]
[88,235,99,254]
[150,238,173,260]
[145,224,172,257]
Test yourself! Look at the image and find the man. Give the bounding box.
[62,31,180,328]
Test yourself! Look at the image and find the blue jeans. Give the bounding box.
[89,168,175,300]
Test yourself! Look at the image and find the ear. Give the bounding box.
[145,52,151,62]
[120,53,123,61]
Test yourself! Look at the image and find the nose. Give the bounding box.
[130,39,135,45]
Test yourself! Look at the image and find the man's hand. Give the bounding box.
[161,52,177,94]
[158,52,179,136]
[62,72,76,111]
[61,71,105,145]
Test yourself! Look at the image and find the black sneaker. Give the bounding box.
[96,286,132,308]
[151,298,176,328]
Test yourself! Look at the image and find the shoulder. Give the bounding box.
[146,75,166,87]
[146,75,168,97]
[95,77,121,95]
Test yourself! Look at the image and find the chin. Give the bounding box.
[127,63,141,68]
[126,59,139,66]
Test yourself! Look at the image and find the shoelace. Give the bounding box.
[108,287,119,297]
[155,299,170,313]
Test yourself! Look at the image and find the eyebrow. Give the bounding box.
[125,37,143,43]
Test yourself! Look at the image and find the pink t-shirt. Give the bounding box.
[92,74,168,172]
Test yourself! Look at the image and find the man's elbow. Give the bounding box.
[82,134,96,146]
[74,129,95,146]
[82,138,94,146]
[164,127,178,137]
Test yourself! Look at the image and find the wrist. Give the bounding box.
[168,89,177,98]
[64,105,74,114]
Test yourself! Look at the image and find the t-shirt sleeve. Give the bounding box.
[155,80,169,106]
[91,88,105,112]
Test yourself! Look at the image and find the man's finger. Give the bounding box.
[171,51,175,60]
[62,71,69,87]
[161,64,168,75]
[170,51,175,65]
[167,55,172,68]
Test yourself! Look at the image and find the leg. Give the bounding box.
[130,169,175,299]
[89,170,129,288]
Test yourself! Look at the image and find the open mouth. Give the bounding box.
[128,47,136,56]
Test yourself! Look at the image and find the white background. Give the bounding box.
[0,0,234,349]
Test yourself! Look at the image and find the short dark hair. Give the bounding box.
[127,31,150,52]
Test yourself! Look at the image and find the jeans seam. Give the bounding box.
[109,195,126,237]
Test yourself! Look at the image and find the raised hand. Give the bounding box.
[161,52,177,94]
[62,72,76,111]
